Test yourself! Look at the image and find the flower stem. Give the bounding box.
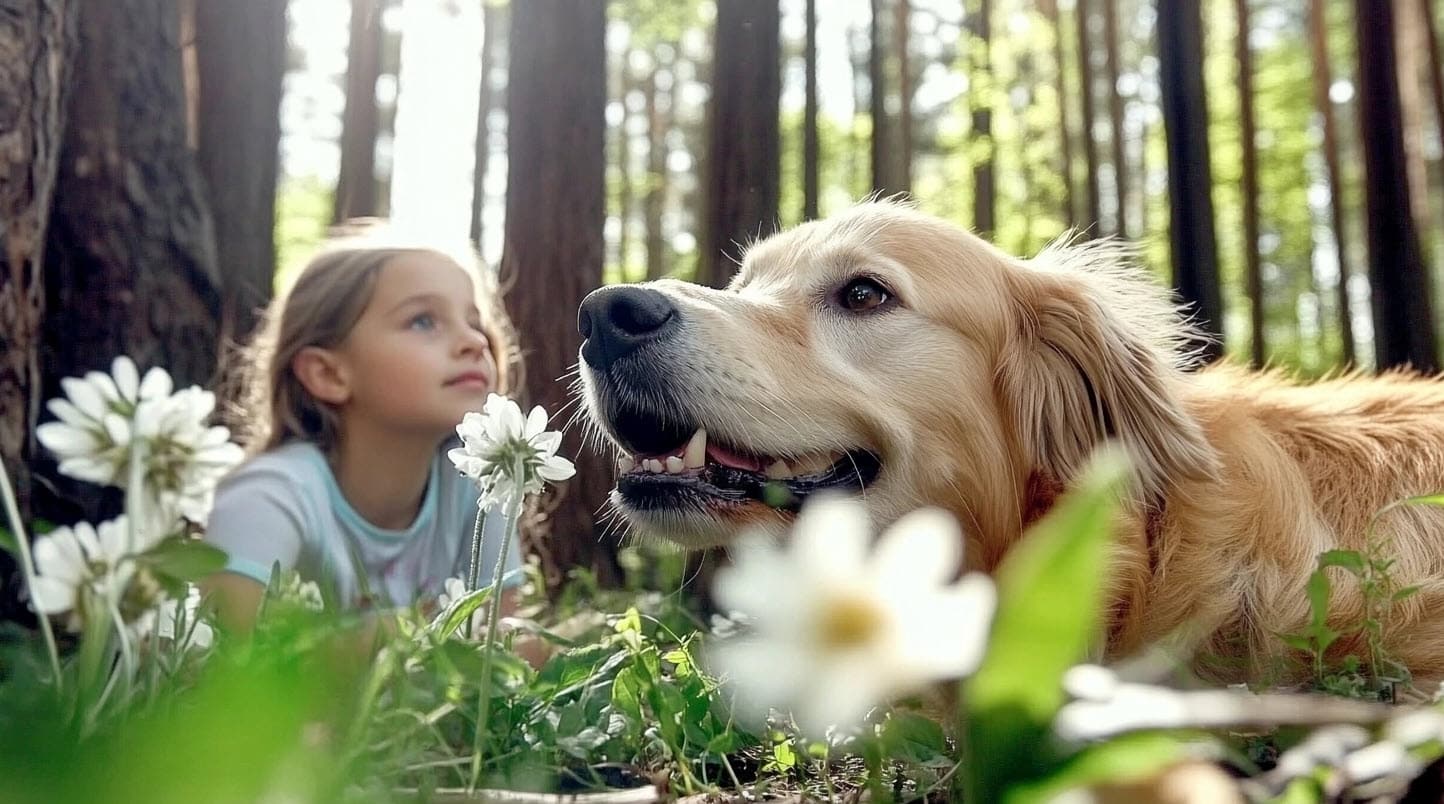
[468,458,524,792]
[0,457,63,691]
[464,505,487,640]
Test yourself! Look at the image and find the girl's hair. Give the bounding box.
[229,221,520,455]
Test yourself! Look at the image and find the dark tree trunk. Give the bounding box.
[1308,0,1356,365]
[1076,0,1103,229]
[616,64,634,280]
[194,0,286,347]
[38,0,222,527]
[501,0,618,588]
[971,0,995,237]
[470,0,499,248]
[701,0,780,289]
[1157,0,1224,361]
[1235,0,1264,366]
[803,0,819,220]
[1354,0,1439,371]
[0,0,79,622]
[895,0,912,194]
[334,0,383,223]
[1042,0,1076,229]
[869,0,890,194]
[1102,0,1126,235]
[644,64,669,281]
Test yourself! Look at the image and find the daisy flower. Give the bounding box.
[707,496,997,738]
[448,393,576,509]
[29,516,156,631]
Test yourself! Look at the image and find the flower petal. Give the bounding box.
[137,366,173,400]
[46,398,93,428]
[529,430,562,455]
[29,576,77,615]
[57,457,116,485]
[36,422,98,457]
[536,455,575,482]
[112,356,139,402]
[793,653,888,739]
[524,405,548,438]
[872,507,963,590]
[103,413,131,447]
[903,573,997,679]
[62,376,108,420]
[791,496,872,584]
[84,370,121,406]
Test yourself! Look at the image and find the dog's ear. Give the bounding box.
[998,240,1219,497]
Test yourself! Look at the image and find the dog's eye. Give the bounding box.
[839,278,891,312]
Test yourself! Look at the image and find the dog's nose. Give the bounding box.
[578,285,679,370]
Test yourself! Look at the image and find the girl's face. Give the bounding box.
[333,253,498,438]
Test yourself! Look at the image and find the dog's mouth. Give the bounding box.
[608,417,881,516]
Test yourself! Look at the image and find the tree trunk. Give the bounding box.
[616,63,635,281]
[1354,0,1439,371]
[1397,2,1432,247]
[1157,0,1224,361]
[194,0,285,348]
[803,0,819,220]
[869,0,890,194]
[644,64,669,281]
[1235,0,1264,366]
[895,0,912,194]
[1308,0,1355,365]
[1076,0,1103,230]
[701,0,780,289]
[1102,0,1127,236]
[1042,0,1076,229]
[470,0,499,248]
[334,0,383,223]
[0,0,79,622]
[971,0,995,237]
[1421,0,1444,241]
[38,0,222,527]
[501,0,617,588]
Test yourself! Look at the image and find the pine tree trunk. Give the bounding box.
[869,0,890,194]
[1354,0,1439,371]
[194,0,286,347]
[1235,0,1264,366]
[1102,0,1127,235]
[1397,3,1432,247]
[334,0,383,223]
[616,63,635,281]
[1157,0,1225,361]
[470,1,499,248]
[1421,0,1444,242]
[701,0,780,289]
[971,0,996,237]
[1076,0,1103,229]
[38,0,222,526]
[895,0,912,194]
[644,64,669,281]
[1042,0,1077,229]
[1308,0,1355,365]
[803,0,820,220]
[501,0,618,588]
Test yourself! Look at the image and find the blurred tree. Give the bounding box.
[700,0,780,289]
[194,0,286,346]
[616,60,637,280]
[1308,0,1355,365]
[896,0,913,194]
[970,0,996,236]
[1075,0,1102,229]
[1158,0,1224,360]
[870,0,891,194]
[470,0,502,248]
[1353,0,1439,370]
[39,0,222,526]
[1102,0,1126,235]
[501,0,618,588]
[643,63,671,280]
[1233,0,1263,365]
[334,0,384,223]
[1042,0,1077,229]
[803,0,820,220]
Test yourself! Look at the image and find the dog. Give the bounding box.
[577,200,1444,688]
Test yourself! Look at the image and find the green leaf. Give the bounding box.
[0,524,16,555]
[770,738,797,771]
[429,585,494,638]
[1305,570,1332,628]
[963,450,1129,803]
[880,711,948,764]
[1317,549,1365,575]
[139,539,227,582]
[610,665,645,722]
[1003,732,1188,804]
[1392,585,1422,602]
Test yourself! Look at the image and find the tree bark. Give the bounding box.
[334,0,383,223]
[616,62,635,280]
[501,0,618,588]
[803,0,819,220]
[1421,0,1444,242]
[470,0,499,248]
[869,0,890,195]
[1102,0,1127,236]
[1308,0,1355,365]
[1353,0,1439,371]
[700,0,780,289]
[971,0,995,237]
[1042,0,1076,229]
[194,0,286,348]
[0,0,79,621]
[38,0,222,526]
[1076,0,1103,230]
[1235,0,1264,366]
[1157,0,1225,361]
[895,0,912,194]
[644,64,669,281]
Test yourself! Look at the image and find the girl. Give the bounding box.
[203,224,526,632]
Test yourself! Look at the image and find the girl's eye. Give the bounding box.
[837,277,892,313]
[408,313,437,331]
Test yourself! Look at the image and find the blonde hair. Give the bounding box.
[230,221,519,455]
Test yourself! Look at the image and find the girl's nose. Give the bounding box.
[457,327,490,357]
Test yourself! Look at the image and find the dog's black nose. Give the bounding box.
[578,285,679,370]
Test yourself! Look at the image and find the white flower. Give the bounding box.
[273,572,325,612]
[133,585,214,651]
[29,517,156,630]
[707,496,996,738]
[436,576,487,636]
[36,356,244,523]
[448,394,576,509]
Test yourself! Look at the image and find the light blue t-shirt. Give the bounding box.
[204,441,522,609]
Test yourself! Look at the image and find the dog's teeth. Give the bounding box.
[683,429,707,469]
[645,458,664,473]
[617,455,635,474]
[764,459,791,479]
[791,453,836,476]
[665,456,684,474]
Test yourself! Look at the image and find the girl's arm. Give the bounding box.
[200,572,267,632]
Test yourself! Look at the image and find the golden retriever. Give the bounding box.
[576,200,1444,688]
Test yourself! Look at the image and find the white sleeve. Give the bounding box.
[203,468,306,586]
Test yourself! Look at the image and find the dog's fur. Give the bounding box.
[581,201,1444,687]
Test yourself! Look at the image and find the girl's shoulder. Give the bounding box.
[218,441,333,500]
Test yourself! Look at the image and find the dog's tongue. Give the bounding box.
[706,442,764,472]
